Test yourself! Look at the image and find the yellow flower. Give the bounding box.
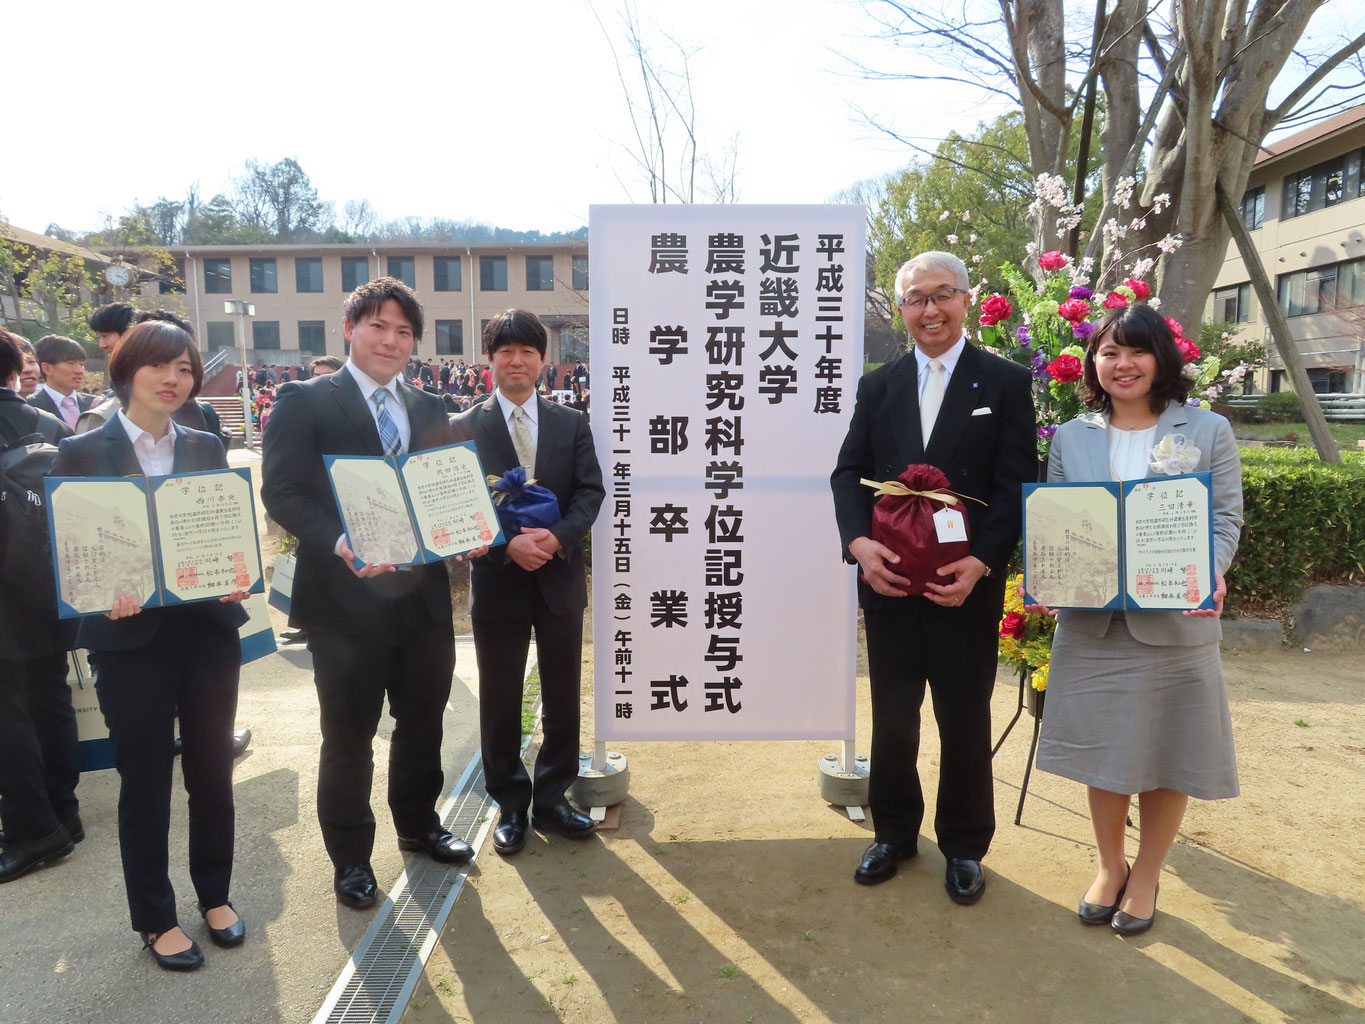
[1031,663,1049,692]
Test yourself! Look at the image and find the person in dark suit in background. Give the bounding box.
[451,310,605,855]
[261,278,483,911]
[0,329,82,884]
[831,251,1037,903]
[50,321,249,970]
[28,335,93,429]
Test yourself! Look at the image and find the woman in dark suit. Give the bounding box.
[50,322,249,970]
[1028,305,1243,936]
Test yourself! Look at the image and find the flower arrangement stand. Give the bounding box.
[993,665,1044,826]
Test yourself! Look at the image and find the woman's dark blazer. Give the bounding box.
[48,414,249,652]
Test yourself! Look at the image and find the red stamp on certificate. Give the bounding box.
[234,569,250,588]
[1185,564,1200,604]
[473,511,493,543]
[431,526,451,547]
[1136,574,1154,596]
[177,566,199,587]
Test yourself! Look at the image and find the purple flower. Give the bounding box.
[1071,321,1095,340]
[1187,397,1202,407]
[1015,326,1032,347]
[1037,424,1057,440]
[1068,286,1093,300]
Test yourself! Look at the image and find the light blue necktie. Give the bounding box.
[372,388,401,456]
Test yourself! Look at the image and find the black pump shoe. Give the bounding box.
[1078,865,1129,925]
[141,931,204,971]
[1112,884,1159,936]
[199,901,245,947]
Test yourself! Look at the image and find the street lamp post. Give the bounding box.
[224,300,256,449]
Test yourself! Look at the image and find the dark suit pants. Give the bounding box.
[308,615,455,867]
[0,652,79,841]
[863,584,1003,860]
[473,589,583,815]
[94,609,239,934]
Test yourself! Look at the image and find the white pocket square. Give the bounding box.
[971,406,993,416]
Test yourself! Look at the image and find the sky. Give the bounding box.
[5,1,1359,238]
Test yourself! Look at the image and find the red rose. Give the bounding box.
[1165,316,1184,338]
[1000,611,1027,639]
[1123,278,1151,299]
[979,294,1013,326]
[1177,337,1201,363]
[1103,291,1130,309]
[1047,354,1084,383]
[1038,250,1069,272]
[1057,298,1091,322]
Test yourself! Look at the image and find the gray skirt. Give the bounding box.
[1035,613,1239,800]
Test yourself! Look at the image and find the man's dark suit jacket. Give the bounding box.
[28,389,94,422]
[48,415,248,652]
[260,369,454,635]
[450,395,604,616]
[831,343,1037,607]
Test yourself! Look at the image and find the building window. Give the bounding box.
[1282,148,1363,219]
[1211,282,1252,324]
[252,321,281,349]
[1307,368,1349,394]
[433,257,461,291]
[160,258,186,295]
[204,258,232,294]
[572,254,589,291]
[250,258,278,293]
[296,257,324,293]
[299,321,326,352]
[1276,256,1365,317]
[1239,187,1264,230]
[341,257,370,293]
[526,255,554,291]
[480,256,507,291]
[560,325,589,364]
[206,322,236,351]
[434,320,463,355]
[386,256,415,288]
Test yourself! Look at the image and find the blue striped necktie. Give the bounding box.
[372,388,401,456]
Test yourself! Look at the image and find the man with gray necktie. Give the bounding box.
[831,251,1037,903]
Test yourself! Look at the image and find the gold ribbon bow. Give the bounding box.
[858,478,986,505]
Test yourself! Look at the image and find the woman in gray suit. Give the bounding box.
[1029,304,1243,936]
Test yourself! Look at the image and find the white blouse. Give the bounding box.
[1105,422,1155,481]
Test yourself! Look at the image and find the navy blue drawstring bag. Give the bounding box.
[487,466,560,535]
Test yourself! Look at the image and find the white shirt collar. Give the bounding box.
[914,335,968,378]
[115,408,176,467]
[494,389,538,425]
[344,359,402,406]
[43,383,76,407]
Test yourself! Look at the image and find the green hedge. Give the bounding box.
[1228,447,1365,612]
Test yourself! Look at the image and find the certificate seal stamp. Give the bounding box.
[431,526,451,547]
[177,566,199,587]
[1136,573,1154,597]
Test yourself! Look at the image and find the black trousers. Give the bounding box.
[95,608,240,934]
[0,652,79,841]
[473,585,583,815]
[308,608,455,868]
[863,577,1005,860]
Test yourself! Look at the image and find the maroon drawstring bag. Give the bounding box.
[862,464,973,596]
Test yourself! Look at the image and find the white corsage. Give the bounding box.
[1149,433,1200,475]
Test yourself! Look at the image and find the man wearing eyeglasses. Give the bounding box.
[831,251,1037,903]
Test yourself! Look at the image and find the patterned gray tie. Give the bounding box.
[372,388,401,456]
[510,405,536,473]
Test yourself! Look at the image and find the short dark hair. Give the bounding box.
[34,335,87,371]
[108,321,204,407]
[343,276,424,341]
[309,355,344,375]
[89,302,137,336]
[483,308,547,357]
[1082,304,1192,414]
[0,328,25,384]
[134,307,196,337]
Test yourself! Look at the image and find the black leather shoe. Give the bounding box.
[492,810,528,855]
[0,824,75,884]
[232,728,252,758]
[945,858,986,905]
[1112,884,1159,936]
[1078,865,1129,925]
[334,863,379,908]
[199,901,245,947]
[62,814,85,845]
[854,841,916,885]
[172,736,183,757]
[141,930,204,971]
[397,828,472,863]
[532,801,596,839]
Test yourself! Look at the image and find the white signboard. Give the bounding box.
[590,205,864,741]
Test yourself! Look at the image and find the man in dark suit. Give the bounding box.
[831,251,1036,903]
[27,335,93,429]
[261,277,477,909]
[451,310,604,855]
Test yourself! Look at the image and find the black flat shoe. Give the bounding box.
[1112,884,1159,936]
[1078,865,1130,925]
[232,728,252,758]
[0,824,75,884]
[854,841,917,885]
[492,810,528,855]
[199,901,245,947]
[397,828,472,863]
[141,931,204,971]
[532,801,596,839]
[944,858,986,905]
[334,863,379,909]
[62,813,85,845]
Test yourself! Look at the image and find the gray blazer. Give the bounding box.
[1048,402,1243,646]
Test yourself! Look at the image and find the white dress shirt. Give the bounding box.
[116,409,176,477]
[494,389,539,450]
[344,359,411,454]
[913,336,968,402]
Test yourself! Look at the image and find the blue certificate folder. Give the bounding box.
[1022,471,1216,612]
[323,440,505,571]
[44,467,265,619]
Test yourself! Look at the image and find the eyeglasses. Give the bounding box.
[900,288,967,310]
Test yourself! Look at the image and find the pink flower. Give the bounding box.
[1177,338,1201,364]
[1038,250,1069,272]
[1165,317,1184,338]
[1103,291,1130,309]
[979,294,1013,325]
[1123,278,1151,299]
[1046,354,1084,383]
[1057,298,1091,323]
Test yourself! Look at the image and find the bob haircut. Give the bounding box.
[1081,304,1191,414]
[0,328,25,384]
[483,308,547,358]
[894,251,970,304]
[88,302,137,336]
[343,276,424,341]
[108,321,204,407]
